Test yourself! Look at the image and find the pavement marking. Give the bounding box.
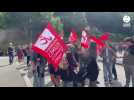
[19,69,33,87]
[23,74,33,87]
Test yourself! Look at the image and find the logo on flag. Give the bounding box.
[32,22,68,70]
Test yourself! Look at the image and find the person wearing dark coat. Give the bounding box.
[86,42,99,87]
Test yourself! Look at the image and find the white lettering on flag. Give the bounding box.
[35,28,55,51]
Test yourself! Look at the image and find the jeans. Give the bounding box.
[37,77,44,87]
[103,62,113,83]
[124,65,134,87]
[33,72,38,87]
[24,56,27,64]
[112,62,117,80]
[33,72,45,87]
[63,81,73,87]
[9,54,14,64]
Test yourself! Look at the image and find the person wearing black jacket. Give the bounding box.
[123,38,134,87]
[86,42,99,87]
[7,42,14,65]
[31,52,47,87]
[60,46,77,87]
[48,64,61,87]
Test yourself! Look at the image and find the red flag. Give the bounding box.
[90,36,104,46]
[99,32,110,41]
[90,35,106,56]
[88,33,111,56]
[81,30,89,48]
[68,29,78,43]
[32,22,68,70]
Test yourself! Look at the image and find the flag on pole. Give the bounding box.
[90,35,105,55]
[81,30,89,48]
[68,29,78,43]
[32,22,68,70]
[99,32,110,41]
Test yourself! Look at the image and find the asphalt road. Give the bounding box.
[0,57,26,87]
[0,55,132,87]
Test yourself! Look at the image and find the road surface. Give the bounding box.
[0,57,26,87]
[0,56,132,87]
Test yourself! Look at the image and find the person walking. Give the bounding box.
[110,44,118,80]
[16,45,24,63]
[31,52,47,87]
[60,49,76,87]
[22,45,27,64]
[48,64,61,87]
[100,41,116,87]
[123,38,134,87]
[26,44,32,67]
[7,42,14,65]
[86,42,99,87]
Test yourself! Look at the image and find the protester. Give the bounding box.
[25,44,32,67]
[31,52,47,87]
[123,37,134,87]
[60,47,76,87]
[22,45,27,64]
[85,42,99,87]
[68,43,80,87]
[16,45,24,63]
[7,42,14,65]
[100,41,116,86]
[73,45,82,87]
[0,48,3,56]
[78,44,90,87]
[48,64,61,87]
[111,44,118,80]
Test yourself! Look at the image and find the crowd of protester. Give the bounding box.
[5,33,134,87]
